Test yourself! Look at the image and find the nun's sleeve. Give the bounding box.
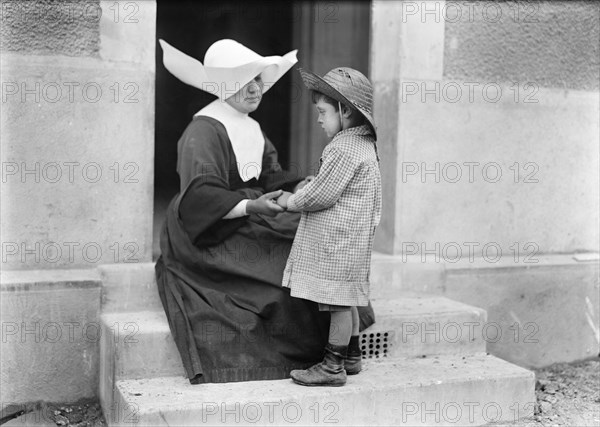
[222,200,249,219]
[178,119,251,246]
[258,134,304,192]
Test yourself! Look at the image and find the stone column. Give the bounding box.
[371,0,446,254]
[369,0,599,368]
[1,0,156,270]
[0,0,156,405]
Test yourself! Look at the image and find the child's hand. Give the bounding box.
[293,175,315,193]
[276,191,293,209]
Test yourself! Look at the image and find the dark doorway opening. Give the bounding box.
[154,1,295,258]
[153,1,371,259]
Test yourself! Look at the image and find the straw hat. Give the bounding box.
[298,67,377,140]
[159,39,298,100]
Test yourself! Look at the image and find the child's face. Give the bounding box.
[315,99,341,139]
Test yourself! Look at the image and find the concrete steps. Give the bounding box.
[98,263,535,426]
[97,259,447,312]
[99,295,487,382]
[108,354,534,426]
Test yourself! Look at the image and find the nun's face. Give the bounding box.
[225,75,264,114]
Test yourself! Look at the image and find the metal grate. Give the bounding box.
[360,330,393,359]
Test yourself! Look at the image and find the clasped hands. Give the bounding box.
[246,176,314,217]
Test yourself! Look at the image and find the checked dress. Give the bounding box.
[282,124,382,306]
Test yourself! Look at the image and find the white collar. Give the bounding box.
[196,100,264,182]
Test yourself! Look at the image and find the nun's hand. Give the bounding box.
[246,190,285,216]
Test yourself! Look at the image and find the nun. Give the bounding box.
[155,39,374,384]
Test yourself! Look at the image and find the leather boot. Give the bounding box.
[290,343,347,386]
[345,335,362,375]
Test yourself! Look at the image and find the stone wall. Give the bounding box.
[1,0,156,270]
[370,0,599,368]
[0,0,157,406]
[373,0,599,256]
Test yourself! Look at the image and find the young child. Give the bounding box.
[277,67,382,386]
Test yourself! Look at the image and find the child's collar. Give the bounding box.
[333,124,372,139]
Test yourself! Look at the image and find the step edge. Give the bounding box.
[115,355,534,398]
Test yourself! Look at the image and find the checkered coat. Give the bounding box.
[282,125,382,306]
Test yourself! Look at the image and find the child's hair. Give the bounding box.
[310,90,366,125]
[311,90,339,111]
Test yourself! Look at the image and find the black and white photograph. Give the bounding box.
[1,1,599,426]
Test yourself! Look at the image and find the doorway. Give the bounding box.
[154,1,371,259]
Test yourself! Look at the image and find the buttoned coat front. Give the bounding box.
[282,125,382,306]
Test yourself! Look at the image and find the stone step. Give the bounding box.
[105,354,534,426]
[99,264,163,313]
[97,255,439,313]
[99,295,489,421]
[99,294,487,383]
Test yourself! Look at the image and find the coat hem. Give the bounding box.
[286,273,370,306]
[189,365,315,384]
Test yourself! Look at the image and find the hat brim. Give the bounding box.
[159,39,297,100]
[298,68,377,140]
